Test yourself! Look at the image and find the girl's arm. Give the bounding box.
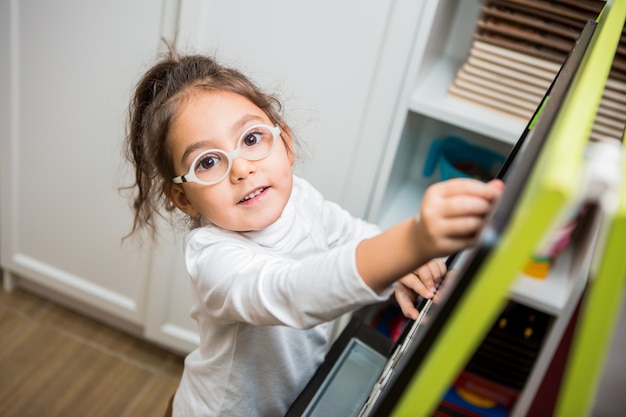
[356,178,503,294]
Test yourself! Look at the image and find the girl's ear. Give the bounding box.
[280,128,295,166]
[168,184,200,218]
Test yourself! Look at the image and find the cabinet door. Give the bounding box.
[175,0,425,218]
[144,232,199,354]
[0,0,165,324]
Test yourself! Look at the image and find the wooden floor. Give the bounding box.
[0,286,184,417]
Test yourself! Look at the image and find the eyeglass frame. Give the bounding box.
[172,124,281,186]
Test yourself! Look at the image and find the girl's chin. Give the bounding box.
[223,211,283,232]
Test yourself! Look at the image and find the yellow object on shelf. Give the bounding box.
[523,257,551,279]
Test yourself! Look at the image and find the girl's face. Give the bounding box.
[167,90,294,231]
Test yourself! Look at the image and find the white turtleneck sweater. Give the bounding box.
[173,175,391,416]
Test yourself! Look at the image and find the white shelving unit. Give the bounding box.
[405,0,528,140]
[365,0,605,414]
[369,0,524,229]
[370,0,588,313]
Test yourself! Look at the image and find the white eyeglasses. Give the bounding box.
[173,124,280,186]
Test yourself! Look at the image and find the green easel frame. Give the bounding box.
[555,115,626,415]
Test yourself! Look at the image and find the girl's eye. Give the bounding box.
[196,153,221,172]
[242,131,264,147]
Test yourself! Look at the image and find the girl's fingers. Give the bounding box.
[409,271,435,298]
[422,179,504,221]
[416,260,447,290]
[397,260,447,320]
[395,283,419,320]
[426,194,496,219]
[429,259,447,284]
[432,178,504,199]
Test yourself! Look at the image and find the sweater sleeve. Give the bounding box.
[323,199,380,249]
[184,230,390,329]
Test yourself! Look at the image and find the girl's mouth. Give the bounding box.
[239,187,268,203]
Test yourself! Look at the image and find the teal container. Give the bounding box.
[423,136,505,182]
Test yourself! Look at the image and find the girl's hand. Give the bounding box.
[395,259,446,320]
[355,178,503,295]
[415,178,504,260]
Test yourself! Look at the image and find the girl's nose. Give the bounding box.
[229,157,256,182]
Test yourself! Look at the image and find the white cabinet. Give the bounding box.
[1,0,200,353]
[144,231,199,353]
[0,0,168,325]
[0,0,430,353]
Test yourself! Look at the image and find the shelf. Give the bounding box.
[509,247,578,316]
[409,56,526,145]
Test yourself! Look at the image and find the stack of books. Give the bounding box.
[448,0,606,122]
[593,24,626,141]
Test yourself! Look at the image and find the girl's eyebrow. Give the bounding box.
[181,141,213,166]
[233,114,266,132]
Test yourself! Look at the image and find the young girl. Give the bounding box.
[125,50,503,416]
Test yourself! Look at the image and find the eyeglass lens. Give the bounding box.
[193,125,275,184]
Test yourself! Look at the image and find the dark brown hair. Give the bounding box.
[124,48,291,238]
